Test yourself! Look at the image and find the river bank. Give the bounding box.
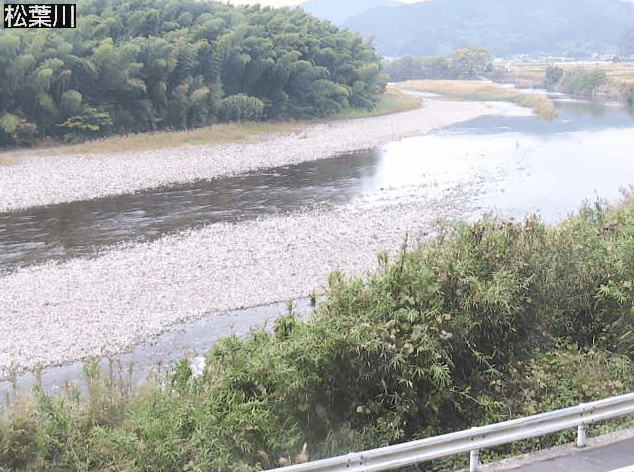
[0,98,525,377]
[0,99,500,212]
[0,194,481,377]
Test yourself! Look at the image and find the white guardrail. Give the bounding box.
[263,392,634,472]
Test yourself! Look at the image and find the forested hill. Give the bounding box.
[341,0,634,58]
[300,0,403,26]
[0,0,383,146]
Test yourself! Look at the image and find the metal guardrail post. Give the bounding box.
[469,449,479,472]
[577,424,587,447]
[577,402,587,448]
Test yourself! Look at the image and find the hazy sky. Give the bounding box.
[230,0,424,8]
[231,0,634,7]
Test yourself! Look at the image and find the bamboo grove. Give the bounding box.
[0,0,385,145]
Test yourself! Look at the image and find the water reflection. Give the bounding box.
[1,97,634,272]
[447,98,634,135]
[0,149,382,272]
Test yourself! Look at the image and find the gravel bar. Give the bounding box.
[0,99,502,212]
[0,99,515,377]
[0,198,476,376]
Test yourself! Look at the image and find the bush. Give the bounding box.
[559,68,608,95]
[214,94,264,122]
[2,200,634,471]
[545,66,563,89]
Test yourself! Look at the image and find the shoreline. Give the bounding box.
[0,99,504,213]
[0,99,525,378]
[0,195,480,377]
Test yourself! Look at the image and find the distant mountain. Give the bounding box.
[299,0,403,26]
[341,0,634,58]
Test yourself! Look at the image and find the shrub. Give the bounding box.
[2,199,634,471]
[559,68,608,95]
[214,94,264,122]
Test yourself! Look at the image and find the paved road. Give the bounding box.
[499,437,634,471]
[473,429,634,472]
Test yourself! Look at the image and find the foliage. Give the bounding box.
[549,66,634,104]
[383,46,491,82]
[451,46,490,78]
[0,0,384,146]
[558,68,608,95]
[214,94,264,122]
[2,199,634,470]
[545,66,564,90]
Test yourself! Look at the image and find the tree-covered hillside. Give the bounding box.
[0,0,384,146]
[300,0,403,26]
[342,0,634,59]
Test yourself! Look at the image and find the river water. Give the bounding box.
[2,97,634,274]
[1,96,634,399]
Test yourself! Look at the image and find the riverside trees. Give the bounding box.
[0,0,384,146]
[382,46,491,82]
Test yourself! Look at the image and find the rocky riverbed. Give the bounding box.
[0,99,507,378]
[0,100,500,212]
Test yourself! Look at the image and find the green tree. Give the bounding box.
[451,45,490,78]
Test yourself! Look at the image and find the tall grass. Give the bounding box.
[399,79,558,120]
[3,195,634,471]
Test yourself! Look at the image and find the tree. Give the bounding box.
[0,0,385,144]
[451,45,490,78]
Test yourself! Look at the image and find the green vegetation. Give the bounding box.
[558,68,609,95]
[329,84,421,119]
[3,193,634,471]
[398,80,557,120]
[502,62,634,107]
[383,46,491,82]
[0,84,419,157]
[0,0,384,147]
[546,67,634,105]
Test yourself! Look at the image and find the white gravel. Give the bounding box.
[0,199,473,376]
[0,99,517,377]
[0,99,502,212]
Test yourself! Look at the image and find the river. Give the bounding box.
[2,97,634,274]
[1,95,633,400]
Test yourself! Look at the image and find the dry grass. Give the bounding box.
[331,85,422,119]
[397,79,558,120]
[47,121,305,156]
[509,61,634,85]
